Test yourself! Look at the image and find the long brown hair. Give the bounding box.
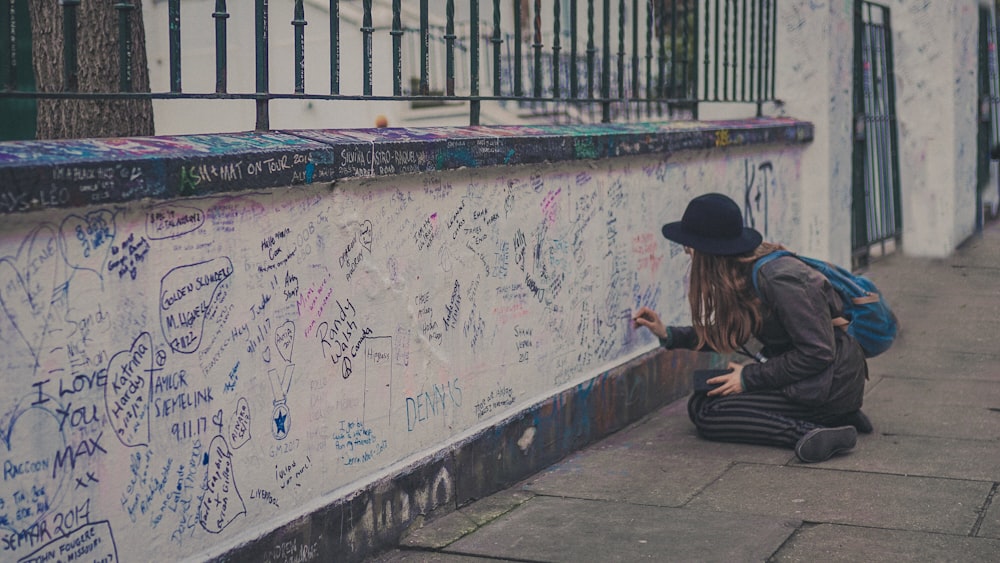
[688,242,784,353]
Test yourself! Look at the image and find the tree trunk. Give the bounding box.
[29,0,154,139]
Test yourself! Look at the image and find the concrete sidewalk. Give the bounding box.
[372,223,1000,563]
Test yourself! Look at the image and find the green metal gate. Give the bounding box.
[0,0,36,140]
[981,4,1000,226]
[852,0,902,267]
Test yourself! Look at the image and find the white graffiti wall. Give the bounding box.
[0,147,800,561]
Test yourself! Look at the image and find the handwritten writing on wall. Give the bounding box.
[0,151,798,560]
[159,258,234,354]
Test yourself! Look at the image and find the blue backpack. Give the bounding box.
[752,251,898,357]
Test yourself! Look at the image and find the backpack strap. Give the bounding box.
[751,250,793,296]
[753,250,853,332]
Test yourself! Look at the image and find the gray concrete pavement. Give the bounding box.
[372,221,1000,562]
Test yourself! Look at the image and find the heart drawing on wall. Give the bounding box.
[0,397,70,535]
[159,257,234,355]
[0,224,60,366]
[59,210,116,279]
[199,435,246,533]
[104,331,154,448]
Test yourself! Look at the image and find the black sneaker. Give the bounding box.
[842,410,874,434]
[795,426,858,463]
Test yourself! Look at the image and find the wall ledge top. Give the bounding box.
[0,117,812,214]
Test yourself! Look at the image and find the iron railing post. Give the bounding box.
[419,0,429,94]
[631,0,639,102]
[756,0,764,104]
[712,0,719,100]
[361,0,373,96]
[330,0,340,95]
[722,0,729,99]
[851,0,866,255]
[570,0,579,99]
[60,0,80,92]
[553,0,562,99]
[864,3,876,245]
[513,0,523,97]
[882,5,903,236]
[692,0,699,118]
[749,0,756,104]
[617,0,625,100]
[703,0,711,103]
[169,0,181,92]
[115,1,134,92]
[975,5,992,232]
[657,0,665,106]
[759,0,773,115]
[1,0,12,90]
[470,0,481,125]
[768,0,776,102]
[492,0,502,97]
[446,0,456,95]
[873,12,888,241]
[391,0,402,95]
[740,0,747,100]
[255,0,270,130]
[990,13,1000,154]
[602,0,610,122]
[214,0,229,93]
[734,0,741,100]
[682,0,692,101]
[532,0,542,99]
[1,0,11,90]
[292,0,307,94]
[645,0,652,115]
[587,0,595,99]
[669,0,677,99]
[618,0,625,100]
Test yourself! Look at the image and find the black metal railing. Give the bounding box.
[851,0,902,264]
[985,3,1000,158]
[0,0,777,131]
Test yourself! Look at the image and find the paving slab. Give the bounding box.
[522,400,792,506]
[523,444,746,507]
[443,496,799,563]
[975,489,1000,540]
[865,255,1000,294]
[873,270,1000,296]
[860,401,1000,440]
[816,434,1000,482]
[458,489,535,527]
[685,464,992,535]
[401,511,481,550]
[949,227,1000,265]
[887,289,1000,321]
[867,375,1000,406]
[772,523,1000,562]
[372,551,491,562]
[401,490,538,550]
[862,376,1000,439]
[866,347,1000,380]
[883,315,1000,359]
[591,395,797,465]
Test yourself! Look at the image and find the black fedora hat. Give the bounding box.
[661,193,762,255]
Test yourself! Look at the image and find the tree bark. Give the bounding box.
[29,0,154,139]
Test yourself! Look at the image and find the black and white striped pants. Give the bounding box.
[687,390,852,449]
